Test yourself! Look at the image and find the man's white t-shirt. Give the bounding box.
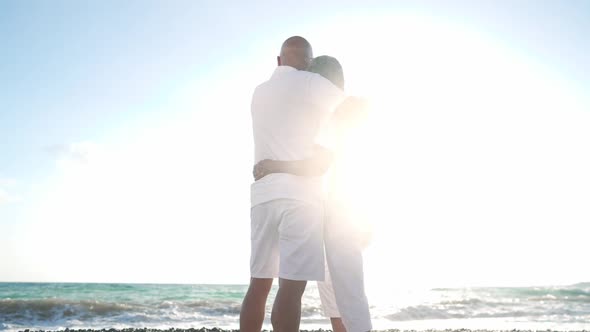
[251,66,345,207]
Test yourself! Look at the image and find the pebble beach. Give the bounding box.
[16,329,590,332]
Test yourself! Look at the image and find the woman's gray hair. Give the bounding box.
[308,55,344,90]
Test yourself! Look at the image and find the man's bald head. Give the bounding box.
[277,36,313,70]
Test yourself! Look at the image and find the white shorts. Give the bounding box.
[318,201,372,332]
[250,199,325,281]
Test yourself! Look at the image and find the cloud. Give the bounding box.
[0,177,17,187]
[0,188,21,205]
[46,141,101,164]
[0,177,20,205]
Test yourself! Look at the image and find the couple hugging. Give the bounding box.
[240,36,372,332]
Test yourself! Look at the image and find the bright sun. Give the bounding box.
[312,13,590,289]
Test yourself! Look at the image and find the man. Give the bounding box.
[240,36,346,332]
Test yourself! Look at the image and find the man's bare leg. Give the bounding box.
[330,317,347,332]
[271,278,307,332]
[240,277,273,332]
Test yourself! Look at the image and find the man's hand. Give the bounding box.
[252,149,332,180]
[253,159,275,181]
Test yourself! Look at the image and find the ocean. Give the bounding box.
[1,282,589,331]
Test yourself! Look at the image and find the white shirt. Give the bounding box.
[251,66,345,207]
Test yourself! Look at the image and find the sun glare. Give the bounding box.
[311,14,590,289]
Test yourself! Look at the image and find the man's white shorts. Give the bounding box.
[250,199,325,281]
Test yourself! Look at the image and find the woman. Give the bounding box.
[253,55,372,332]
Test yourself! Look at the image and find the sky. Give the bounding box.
[1,0,589,289]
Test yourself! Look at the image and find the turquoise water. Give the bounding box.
[0,283,246,302]
[1,282,589,331]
